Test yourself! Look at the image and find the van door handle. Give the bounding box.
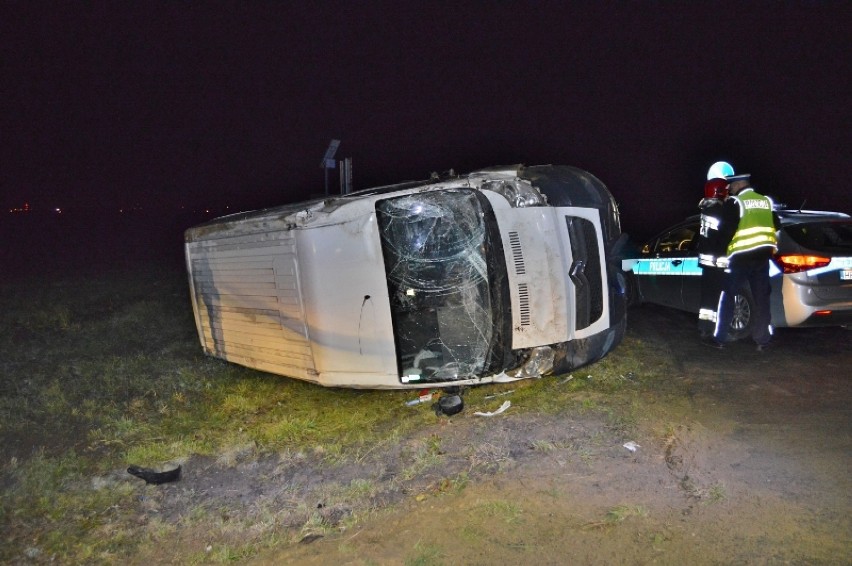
[671,260,682,266]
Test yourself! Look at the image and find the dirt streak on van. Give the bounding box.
[184,164,628,389]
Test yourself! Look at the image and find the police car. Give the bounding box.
[622,209,852,337]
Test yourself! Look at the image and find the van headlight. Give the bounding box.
[482,180,547,208]
[505,346,555,378]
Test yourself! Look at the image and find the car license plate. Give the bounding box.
[842,269,852,280]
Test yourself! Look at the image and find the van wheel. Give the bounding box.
[729,287,755,340]
[624,272,641,307]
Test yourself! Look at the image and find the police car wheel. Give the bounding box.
[729,287,755,340]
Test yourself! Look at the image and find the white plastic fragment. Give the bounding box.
[484,390,514,400]
[623,441,640,452]
[474,400,511,417]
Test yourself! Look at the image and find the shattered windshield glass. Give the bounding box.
[376,189,497,383]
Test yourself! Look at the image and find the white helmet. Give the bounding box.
[707,161,735,180]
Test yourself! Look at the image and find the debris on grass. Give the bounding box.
[483,389,515,399]
[405,389,434,406]
[127,464,182,484]
[433,394,464,416]
[474,400,511,417]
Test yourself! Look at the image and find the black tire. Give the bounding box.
[624,271,642,307]
[434,394,464,416]
[728,286,755,340]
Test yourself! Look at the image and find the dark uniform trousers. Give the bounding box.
[698,265,727,337]
[715,249,773,345]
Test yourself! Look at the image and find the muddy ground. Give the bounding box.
[132,305,851,565]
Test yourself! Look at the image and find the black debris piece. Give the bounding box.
[127,464,182,485]
[433,394,464,416]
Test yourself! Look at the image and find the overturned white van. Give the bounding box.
[185,164,628,389]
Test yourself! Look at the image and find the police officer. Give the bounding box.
[697,176,731,338]
[710,171,778,350]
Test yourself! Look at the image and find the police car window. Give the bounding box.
[785,221,852,252]
[656,227,697,254]
[685,224,701,251]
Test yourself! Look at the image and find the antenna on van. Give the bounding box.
[320,139,341,196]
[339,157,353,194]
[798,199,806,213]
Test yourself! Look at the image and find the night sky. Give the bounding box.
[2,2,850,241]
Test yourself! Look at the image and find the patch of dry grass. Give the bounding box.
[0,268,676,563]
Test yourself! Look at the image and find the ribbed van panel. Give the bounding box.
[186,230,316,380]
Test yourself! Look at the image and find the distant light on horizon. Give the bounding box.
[7,204,232,215]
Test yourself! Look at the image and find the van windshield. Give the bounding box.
[376,189,503,383]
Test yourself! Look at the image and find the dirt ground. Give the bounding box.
[132,305,851,565]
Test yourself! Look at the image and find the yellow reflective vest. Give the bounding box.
[726,188,778,257]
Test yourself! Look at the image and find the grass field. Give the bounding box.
[0,257,671,564]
